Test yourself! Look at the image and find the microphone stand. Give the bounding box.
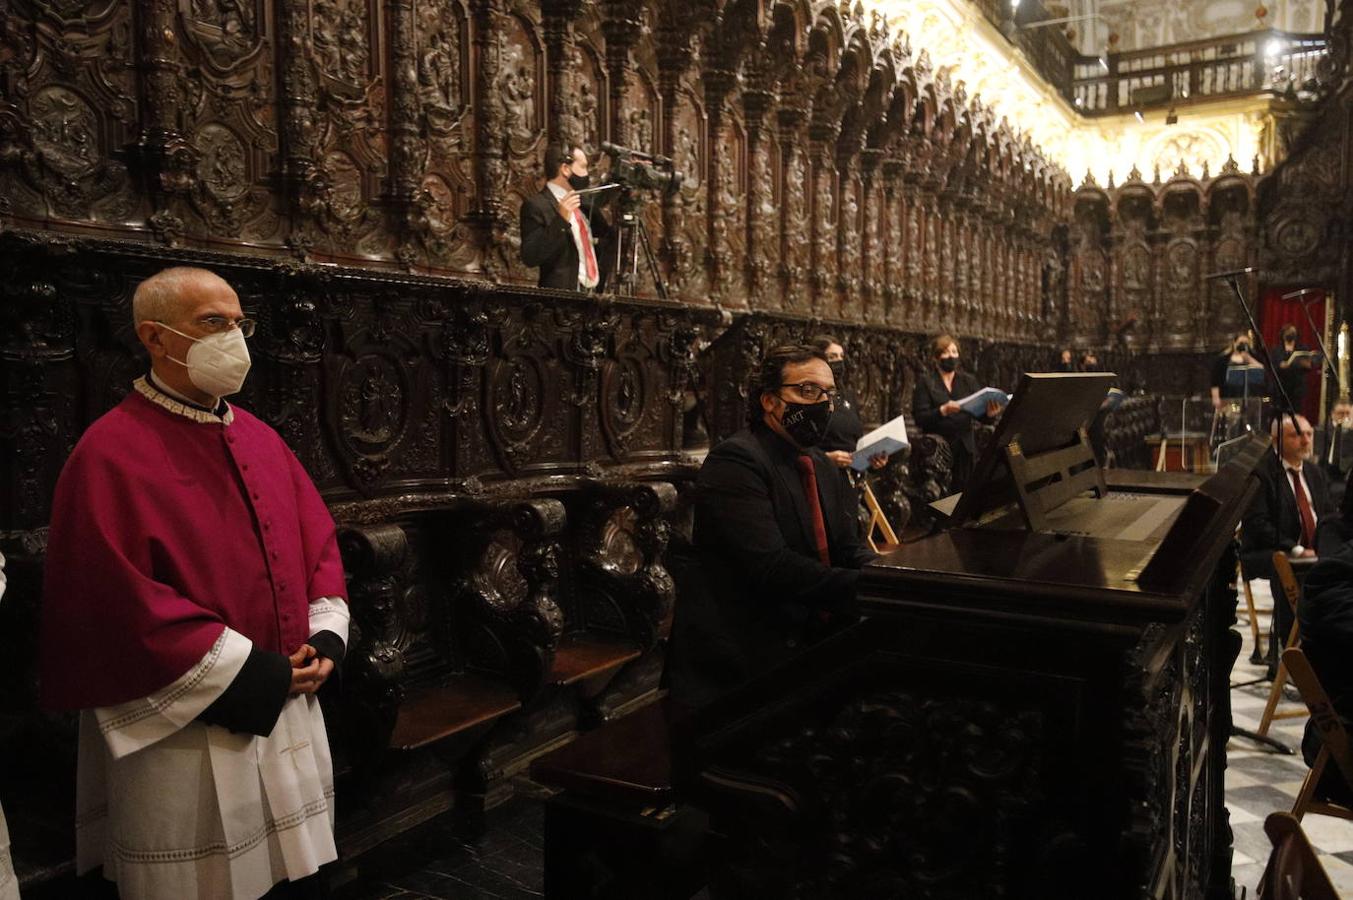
[1296,299,1339,467]
[1222,273,1299,755]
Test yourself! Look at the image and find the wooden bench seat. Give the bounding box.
[388,675,523,751]
[550,634,642,690]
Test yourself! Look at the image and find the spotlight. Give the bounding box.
[1134,109,1144,123]
[1265,38,1285,59]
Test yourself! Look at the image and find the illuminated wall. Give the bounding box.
[869,0,1274,186]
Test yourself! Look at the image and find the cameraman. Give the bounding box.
[520,143,612,292]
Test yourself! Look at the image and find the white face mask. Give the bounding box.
[158,323,252,398]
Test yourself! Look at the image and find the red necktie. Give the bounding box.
[1290,467,1317,547]
[796,455,832,566]
[574,209,598,283]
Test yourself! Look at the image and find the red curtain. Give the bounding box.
[1259,287,1326,422]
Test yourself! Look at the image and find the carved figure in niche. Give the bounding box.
[312,0,369,84]
[418,26,461,126]
[195,124,248,202]
[189,0,256,58]
[348,358,399,446]
[569,79,599,152]
[32,87,99,179]
[503,359,538,430]
[675,124,701,193]
[628,108,654,154]
[500,41,535,142]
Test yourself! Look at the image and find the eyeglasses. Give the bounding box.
[173,316,256,338]
[779,382,838,404]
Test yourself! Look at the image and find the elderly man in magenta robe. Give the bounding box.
[40,267,350,900]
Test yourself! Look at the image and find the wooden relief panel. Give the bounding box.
[2,0,143,226]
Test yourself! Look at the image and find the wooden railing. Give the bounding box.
[973,0,1078,101]
[1072,30,1327,115]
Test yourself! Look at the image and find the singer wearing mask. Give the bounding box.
[1210,331,1262,410]
[40,268,350,900]
[520,143,612,292]
[912,334,1001,492]
[810,335,888,482]
[1276,323,1314,414]
[669,344,876,706]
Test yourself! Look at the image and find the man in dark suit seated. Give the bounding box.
[667,344,877,707]
[1242,412,1334,677]
[1295,543,1353,805]
[519,142,611,291]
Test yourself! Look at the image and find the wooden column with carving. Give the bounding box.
[469,0,509,277]
[133,0,194,242]
[386,0,424,268]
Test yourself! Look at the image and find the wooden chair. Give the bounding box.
[1259,552,1310,737]
[1258,812,1339,900]
[861,480,900,554]
[1281,648,1353,823]
[1240,560,1267,664]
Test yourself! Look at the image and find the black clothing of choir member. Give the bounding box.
[1295,544,1353,805]
[912,368,991,491]
[1276,327,1313,414]
[1241,416,1333,672]
[672,422,876,706]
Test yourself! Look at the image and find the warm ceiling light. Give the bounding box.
[1265,38,1285,59]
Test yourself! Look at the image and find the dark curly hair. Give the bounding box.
[746,344,828,426]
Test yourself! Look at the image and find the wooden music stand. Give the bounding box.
[861,481,900,553]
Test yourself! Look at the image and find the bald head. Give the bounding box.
[1271,414,1314,467]
[133,267,245,406]
[132,267,235,327]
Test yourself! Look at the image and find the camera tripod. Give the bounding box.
[607,193,669,300]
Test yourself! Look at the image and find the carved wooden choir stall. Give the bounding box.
[5,0,1353,894]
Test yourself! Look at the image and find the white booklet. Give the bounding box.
[852,413,910,472]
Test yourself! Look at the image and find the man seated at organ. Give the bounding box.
[668,344,876,706]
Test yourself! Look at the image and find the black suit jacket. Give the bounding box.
[1241,452,1334,579]
[669,422,876,706]
[519,186,611,291]
[1297,544,1353,801]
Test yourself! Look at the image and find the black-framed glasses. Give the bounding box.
[779,382,838,404]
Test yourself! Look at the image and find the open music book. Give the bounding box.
[852,413,909,472]
[955,387,1010,418]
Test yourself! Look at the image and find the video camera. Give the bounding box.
[601,141,684,195]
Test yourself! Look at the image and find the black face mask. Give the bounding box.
[1236,342,1250,354]
[777,398,834,448]
[938,357,959,373]
[828,359,847,385]
[1283,332,1298,344]
[567,170,590,191]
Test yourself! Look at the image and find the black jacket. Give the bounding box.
[1297,544,1353,801]
[670,422,876,706]
[911,368,985,458]
[519,186,611,291]
[1240,452,1334,579]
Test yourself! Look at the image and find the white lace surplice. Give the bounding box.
[77,598,349,900]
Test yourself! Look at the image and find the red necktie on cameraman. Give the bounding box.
[574,209,598,284]
[796,455,832,566]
